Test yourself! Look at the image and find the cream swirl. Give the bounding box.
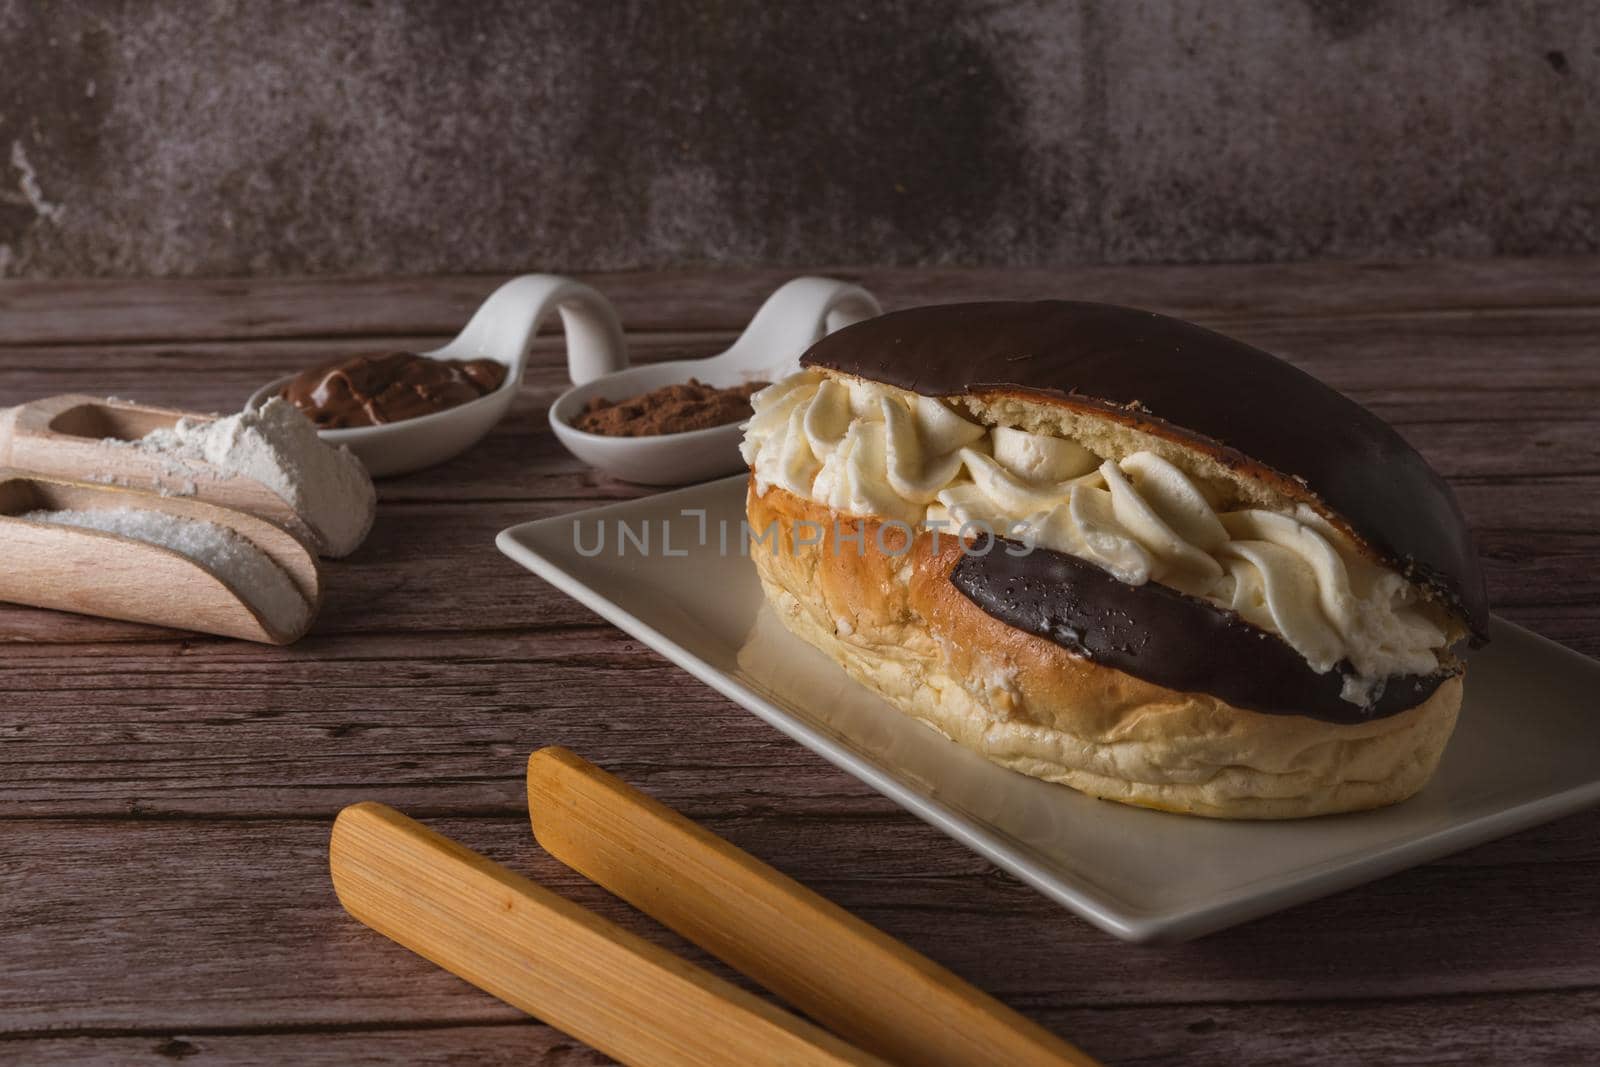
[743,372,986,524]
[742,370,1448,705]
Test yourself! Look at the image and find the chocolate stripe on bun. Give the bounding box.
[800,300,1488,641]
[949,540,1449,725]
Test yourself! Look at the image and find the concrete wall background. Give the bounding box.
[0,0,1594,278]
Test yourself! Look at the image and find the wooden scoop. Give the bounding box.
[527,747,1100,1067]
[0,395,314,545]
[330,802,886,1067]
[0,471,320,644]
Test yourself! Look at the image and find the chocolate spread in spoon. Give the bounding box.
[281,351,507,428]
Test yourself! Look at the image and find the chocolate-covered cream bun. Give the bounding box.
[740,300,1484,818]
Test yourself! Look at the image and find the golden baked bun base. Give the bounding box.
[748,480,1462,820]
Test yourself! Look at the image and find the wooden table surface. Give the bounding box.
[2,260,1598,1066]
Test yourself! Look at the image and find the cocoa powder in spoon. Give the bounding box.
[575,378,767,437]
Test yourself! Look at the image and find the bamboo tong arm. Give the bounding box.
[527,747,1100,1067]
[330,802,883,1067]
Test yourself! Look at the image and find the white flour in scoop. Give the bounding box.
[21,507,311,637]
[117,398,375,557]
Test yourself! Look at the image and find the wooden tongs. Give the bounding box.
[330,748,1100,1067]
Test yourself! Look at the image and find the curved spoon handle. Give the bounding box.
[453,274,629,387]
[722,276,883,372]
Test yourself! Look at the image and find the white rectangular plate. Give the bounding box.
[498,477,1600,942]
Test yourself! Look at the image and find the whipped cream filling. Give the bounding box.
[741,369,1451,707]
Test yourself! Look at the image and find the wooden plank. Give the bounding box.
[0,630,913,819]
[1,303,1596,465]
[0,1027,610,1067]
[5,986,1600,1067]
[2,308,1594,402]
[0,332,733,414]
[3,813,1599,1036]
[3,258,1600,346]
[0,482,1591,649]
[2,609,1599,818]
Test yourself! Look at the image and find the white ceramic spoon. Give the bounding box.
[248,274,626,478]
[549,276,881,485]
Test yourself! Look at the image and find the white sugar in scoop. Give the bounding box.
[21,506,312,638]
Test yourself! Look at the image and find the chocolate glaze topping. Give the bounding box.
[802,301,1488,642]
[281,351,507,428]
[951,543,1450,724]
